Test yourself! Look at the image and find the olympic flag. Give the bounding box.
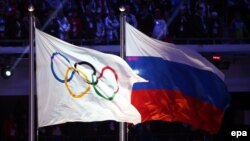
[125,23,230,133]
[35,28,146,127]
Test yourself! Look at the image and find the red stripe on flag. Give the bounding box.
[131,89,225,134]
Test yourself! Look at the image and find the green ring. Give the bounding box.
[91,74,118,101]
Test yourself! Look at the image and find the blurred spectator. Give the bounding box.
[98,121,118,141]
[0,0,249,45]
[108,121,118,141]
[95,0,109,15]
[0,0,7,15]
[79,0,87,14]
[79,0,91,14]
[17,112,28,141]
[128,124,137,141]
[163,9,172,42]
[192,6,209,38]
[63,0,78,14]
[158,0,172,14]
[56,10,70,40]
[170,0,184,12]
[35,1,52,26]
[137,3,154,36]
[151,8,167,41]
[0,11,6,39]
[145,0,157,13]
[82,7,95,40]
[125,4,138,28]
[45,0,63,10]
[226,0,239,24]
[209,0,223,18]
[1,113,18,141]
[6,0,18,17]
[35,0,50,16]
[44,10,59,38]
[195,0,210,18]
[50,125,62,141]
[230,12,249,43]
[245,14,250,39]
[5,10,23,39]
[170,5,190,39]
[94,12,105,43]
[67,10,83,39]
[208,11,222,38]
[89,0,98,13]
[76,122,100,141]
[105,9,119,42]
[130,0,142,14]
[141,122,155,141]
[108,0,122,12]
[246,0,250,14]
[86,0,110,14]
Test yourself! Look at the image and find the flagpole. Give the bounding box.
[28,4,35,141]
[119,6,127,141]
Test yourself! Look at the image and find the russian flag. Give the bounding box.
[125,23,230,134]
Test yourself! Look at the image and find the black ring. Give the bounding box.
[74,61,98,85]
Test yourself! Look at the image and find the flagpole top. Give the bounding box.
[119,6,125,12]
[28,5,34,12]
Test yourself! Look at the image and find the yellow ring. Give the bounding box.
[64,67,91,98]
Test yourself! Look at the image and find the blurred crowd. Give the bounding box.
[0,0,250,44]
[1,111,211,141]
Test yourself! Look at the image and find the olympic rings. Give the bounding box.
[50,52,119,100]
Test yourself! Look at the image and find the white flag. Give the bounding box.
[35,28,144,127]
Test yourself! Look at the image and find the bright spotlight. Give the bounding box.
[5,70,11,76]
[1,67,13,79]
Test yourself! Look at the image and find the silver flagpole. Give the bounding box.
[119,6,126,59]
[28,4,35,141]
[119,6,127,141]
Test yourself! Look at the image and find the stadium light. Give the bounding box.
[1,66,13,79]
[212,55,221,61]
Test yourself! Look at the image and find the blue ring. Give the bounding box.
[51,52,75,83]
